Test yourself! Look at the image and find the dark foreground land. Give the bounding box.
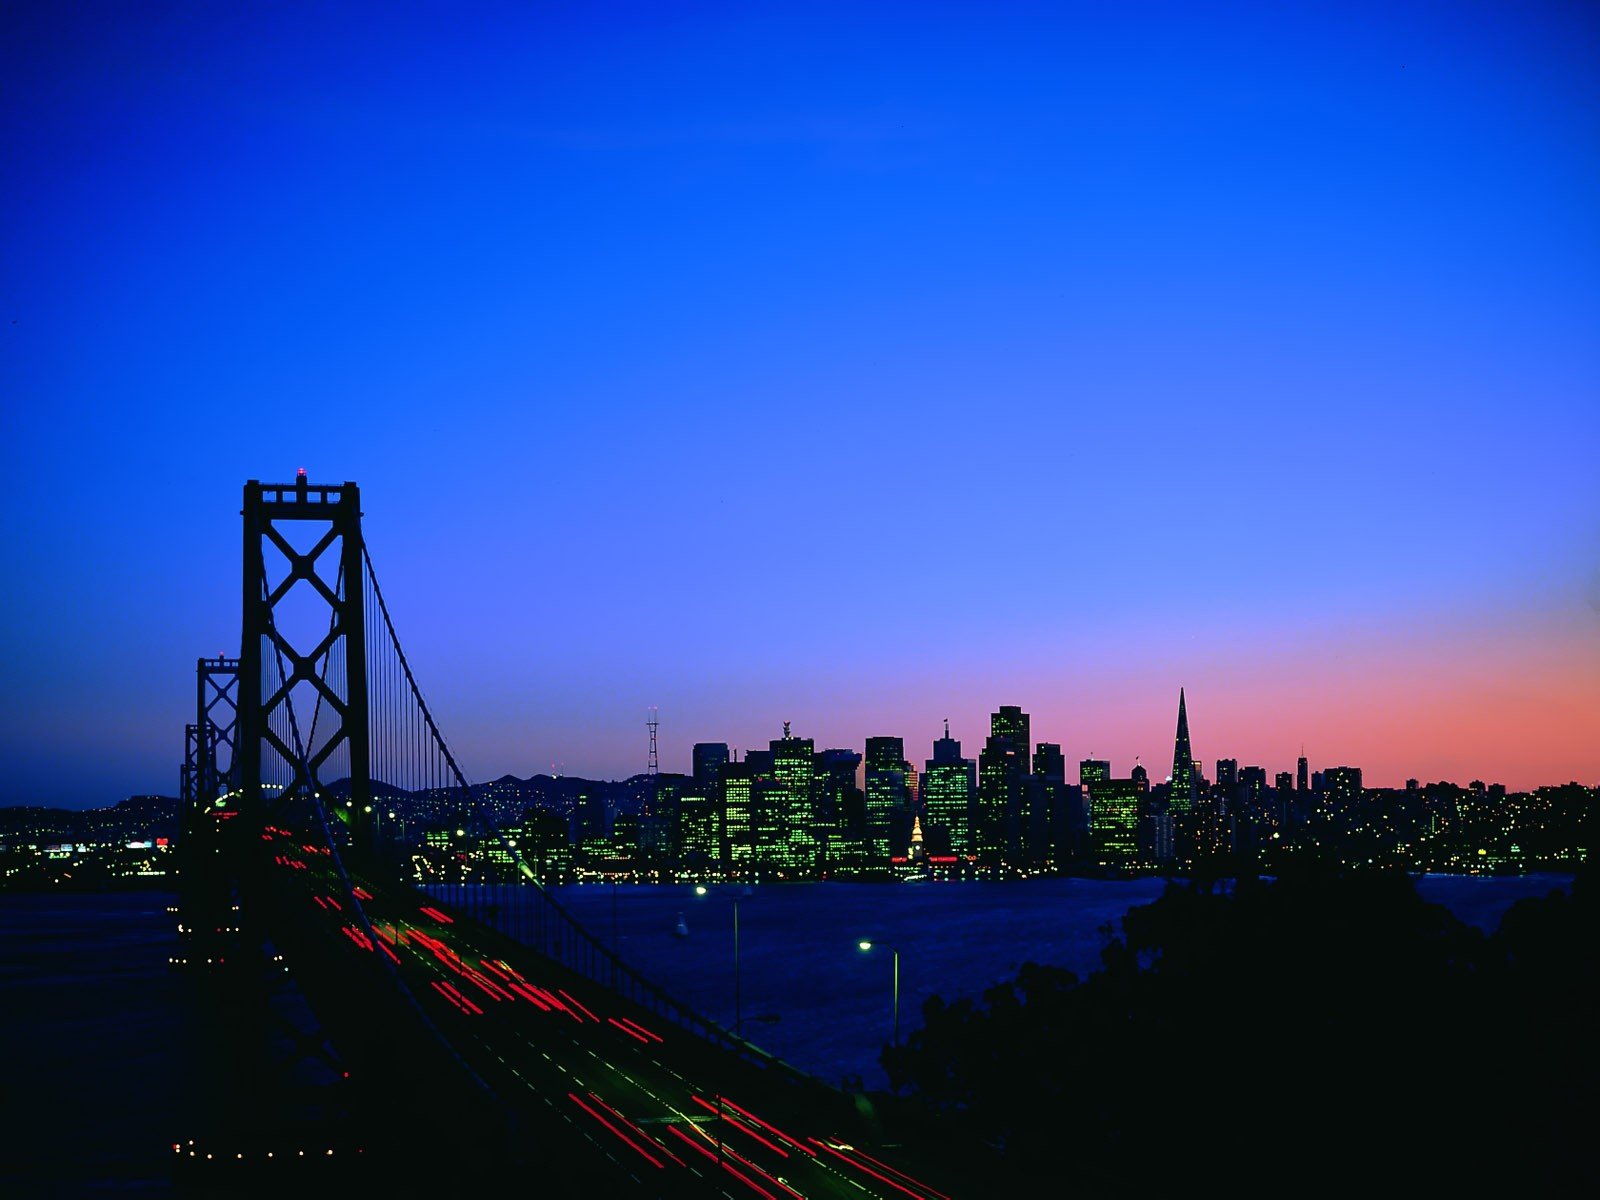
[880,862,1595,1195]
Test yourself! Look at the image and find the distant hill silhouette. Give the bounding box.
[0,794,181,844]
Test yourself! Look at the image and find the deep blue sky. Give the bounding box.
[3,1,1597,807]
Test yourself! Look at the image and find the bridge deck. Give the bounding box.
[237,825,970,1199]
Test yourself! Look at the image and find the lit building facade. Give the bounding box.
[720,760,755,873]
[864,736,910,860]
[977,732,1027,866]
[770,725,817,872]
[1091,777,1142,866]
[813,748,862,866]
[923,721,975,857]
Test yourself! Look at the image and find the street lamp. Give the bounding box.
[695,885,742,1038]
[857,940,900,1048]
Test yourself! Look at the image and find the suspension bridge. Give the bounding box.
[171,475,964,1198]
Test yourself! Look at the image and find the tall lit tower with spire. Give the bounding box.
[924,720,975,856]
[1169,688,1196,814]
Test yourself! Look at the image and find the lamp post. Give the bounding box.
[695,885,742,1038]
[858,940,900,1048]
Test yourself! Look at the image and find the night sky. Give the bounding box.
[3,1,1597,807]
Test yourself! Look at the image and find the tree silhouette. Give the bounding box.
[884,860,1594,1194]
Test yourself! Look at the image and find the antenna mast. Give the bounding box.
[647,707,660,777]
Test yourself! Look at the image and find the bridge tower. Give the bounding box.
[236,474,371,823]
[180,723,201,819]
[193,655,239,806]
[176,659,240,969]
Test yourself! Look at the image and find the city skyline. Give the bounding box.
[4,3,1598,806]
[448,683,1595,795]
[29,678,1600,812]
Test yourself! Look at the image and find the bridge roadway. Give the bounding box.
[251,825,967,1199]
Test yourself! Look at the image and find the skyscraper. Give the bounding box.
[1239,766,1267,802]
[991,706,1030,755]
[680,750,723,871]
[923,721,975,856]
[637,774,685,866]
[864,736,910,860]
[574,788,609,843]
[1297,752,1309,793]
[719,760,755,875]
[1080,758,1111,787]
[1030,742,1067,866]
[677,784,720,870]
[1324,766,1364,810]
[977,735,1025,865]
[770,723,817,872]
[1091,777,1141,866]
[977,707,1030,867]
[1170,688,1196,814]
[813,747,862,866]
[750,776,785,869]
[693,742,730,788]
[1033,743,1066,785]
[520,808,573,882]
[1273,770,1295,832]
[1215,759,1239,791]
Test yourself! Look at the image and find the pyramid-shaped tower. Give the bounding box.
[1169,688,1196,814]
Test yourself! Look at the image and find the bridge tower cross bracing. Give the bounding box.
[194,655,240,805]
[237,474,371,819]
[181,722,203,808]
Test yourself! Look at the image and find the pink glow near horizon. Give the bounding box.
[448,608,1599,794]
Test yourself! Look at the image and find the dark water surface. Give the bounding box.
[0,892,187,1196]
[539,873,1573,1089]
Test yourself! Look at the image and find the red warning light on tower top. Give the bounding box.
[296,467,307,478]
